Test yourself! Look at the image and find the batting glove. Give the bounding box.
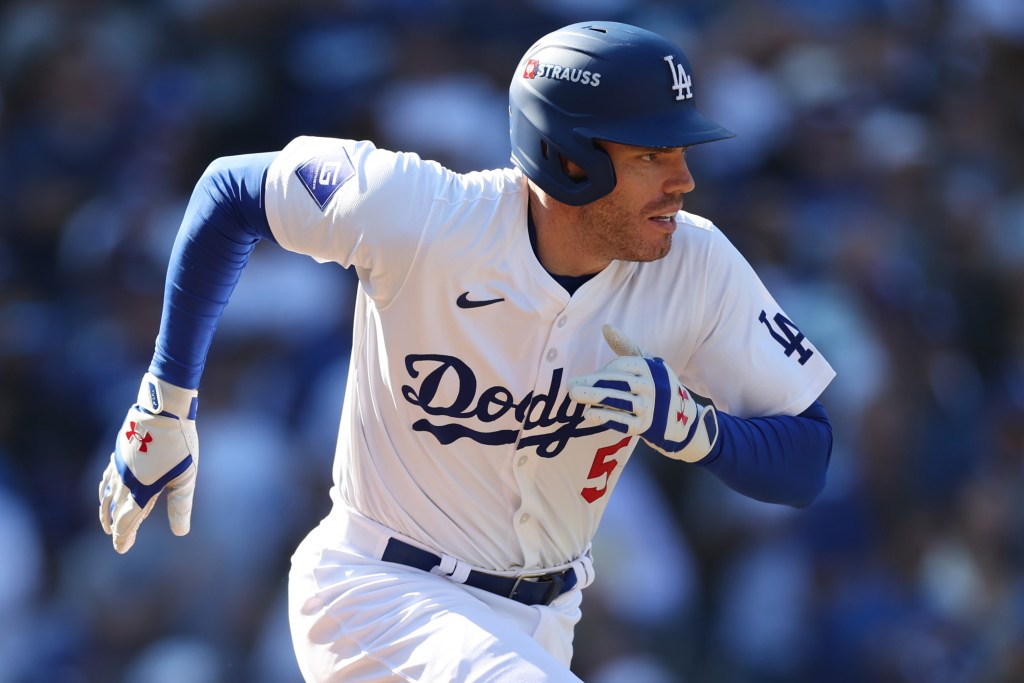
[568,325,719,463]
[99,372,199,554]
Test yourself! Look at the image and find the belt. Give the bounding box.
[381,538,577,607]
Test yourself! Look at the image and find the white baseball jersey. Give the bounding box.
[264,135,835,572]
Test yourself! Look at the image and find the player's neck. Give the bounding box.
[527,210,597,295]
[528,189,609,277]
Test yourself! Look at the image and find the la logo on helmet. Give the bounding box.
[663,55,693,101]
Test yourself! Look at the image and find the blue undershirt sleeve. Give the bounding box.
[697,400,833,508]
[148,152,279,389]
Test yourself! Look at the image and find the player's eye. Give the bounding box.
[642,148,688,163]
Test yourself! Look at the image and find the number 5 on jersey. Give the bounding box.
[581,436,631,503]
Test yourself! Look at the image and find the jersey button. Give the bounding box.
[517,455,528,467]
[519,513,531,524]
[557,316,567,328]
[546,349,558,362]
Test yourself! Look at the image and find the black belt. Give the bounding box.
[381,538,577,607]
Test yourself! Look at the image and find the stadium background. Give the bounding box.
[2,0,1024,681]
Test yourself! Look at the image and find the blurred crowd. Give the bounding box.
[2,0,1024,681]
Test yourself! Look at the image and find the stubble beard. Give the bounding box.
[574,196,677,264]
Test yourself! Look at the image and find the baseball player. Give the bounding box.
[99,21,835,681]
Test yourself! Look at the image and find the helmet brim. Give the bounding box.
[578,107,735,150]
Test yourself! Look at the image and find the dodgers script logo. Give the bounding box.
[401,354,605,458]
[663,54,693,101]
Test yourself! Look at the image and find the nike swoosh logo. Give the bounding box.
[457,292,505,309]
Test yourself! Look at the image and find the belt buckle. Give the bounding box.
[509,570,565,606]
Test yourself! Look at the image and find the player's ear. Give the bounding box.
[560,154,587,182]
[540,140,588,183]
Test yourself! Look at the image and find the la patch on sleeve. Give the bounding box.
[296,147,355,210]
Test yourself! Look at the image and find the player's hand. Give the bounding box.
[99,372,199,553]
[568,325,719,463]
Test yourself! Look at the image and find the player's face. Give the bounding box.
[572,141,695,265]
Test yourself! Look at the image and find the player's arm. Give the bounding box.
[697,400,831,508]
[99,152,278,553]
[568,325,832,508]
[152,153,279,387]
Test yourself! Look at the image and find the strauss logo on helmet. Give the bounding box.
[522,58,602,87]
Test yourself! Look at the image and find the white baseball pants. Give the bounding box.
[287,513,586,682]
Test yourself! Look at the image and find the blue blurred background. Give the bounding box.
[3,0,1024,681]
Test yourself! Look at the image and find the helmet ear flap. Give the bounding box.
[510,107,616,206]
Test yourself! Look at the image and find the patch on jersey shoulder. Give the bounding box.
[295,148,355,210]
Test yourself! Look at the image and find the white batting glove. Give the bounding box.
[568,325,719,463]
[99,372,199,554]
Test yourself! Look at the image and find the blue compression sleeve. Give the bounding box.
[697,400,833,508]
[149,152,279,389]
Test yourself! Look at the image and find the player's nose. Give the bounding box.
[663,150,696,194]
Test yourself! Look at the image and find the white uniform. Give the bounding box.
[263,136,835,681]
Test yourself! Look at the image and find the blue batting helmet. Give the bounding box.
[509,21,734,206]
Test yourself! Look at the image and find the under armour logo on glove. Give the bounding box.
[125,422,154,452]
[567,325,719,463]
[676,387,690,425]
